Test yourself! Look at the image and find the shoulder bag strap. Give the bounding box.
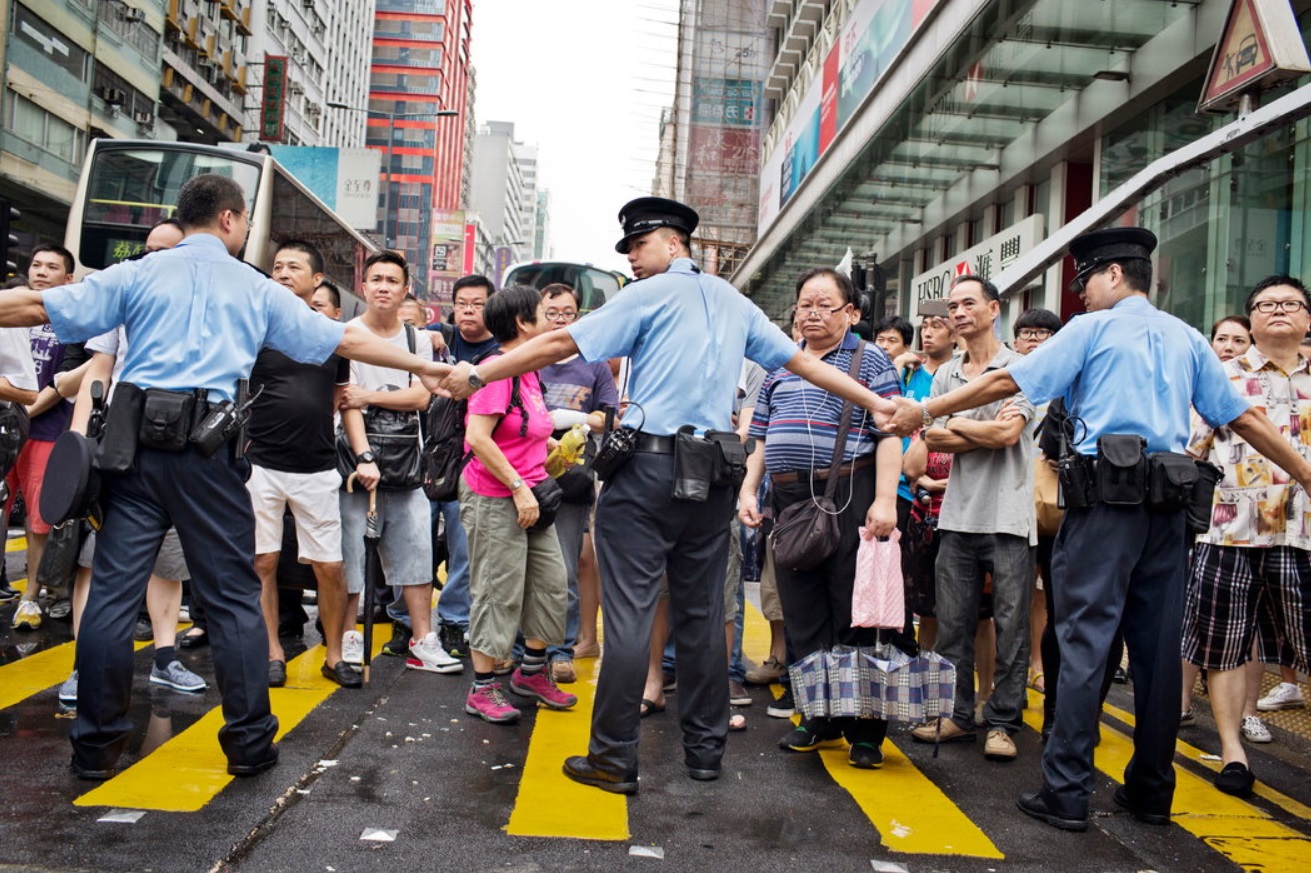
[823,339,867,501]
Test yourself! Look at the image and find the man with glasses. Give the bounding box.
[886,227,1311,832]
[425,275,499,660]
[1183,275,1311,799]
[907,274,1036,766]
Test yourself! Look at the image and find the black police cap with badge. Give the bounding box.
[615,197,700,254]
[1068,226,1156,291]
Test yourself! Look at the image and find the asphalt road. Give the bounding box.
[3,557,1310,872]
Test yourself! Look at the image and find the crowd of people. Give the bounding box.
[0,184,1306,830]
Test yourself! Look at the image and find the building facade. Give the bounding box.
[735,0,1311,337]
[366,0,473,299]
[469,120,527,263]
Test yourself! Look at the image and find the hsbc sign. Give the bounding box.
[912,214,1044,306]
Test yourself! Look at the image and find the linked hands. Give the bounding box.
[885,396,926,437]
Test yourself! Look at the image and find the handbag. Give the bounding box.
[851,526,904,629]
[337,324,424,490]
[527,476,563,532]
[1034,456,1063,537]
[770,341,866,572]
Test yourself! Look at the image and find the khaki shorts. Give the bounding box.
[758,536,783,622]
[459,480,568,659]
[79,527,189,581]
[248,464,343,563]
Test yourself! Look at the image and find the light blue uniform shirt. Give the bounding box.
[1008,295,1248,456]
[569,258,797,435]
[43,234,345,403]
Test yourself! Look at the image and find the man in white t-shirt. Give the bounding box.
[339,252,460,674]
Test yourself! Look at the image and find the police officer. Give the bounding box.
[442,197,896,793]
[887,227,1311,830]
[0,174,449,779]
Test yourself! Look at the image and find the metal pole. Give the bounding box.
[382,109,394,249]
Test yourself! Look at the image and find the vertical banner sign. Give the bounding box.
[462,223,476,274]
[260,56,287,142]
[492,246,514,289]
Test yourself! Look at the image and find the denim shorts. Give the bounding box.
[340,486,433,594]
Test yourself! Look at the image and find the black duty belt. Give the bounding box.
[771,455,876,485]
[634,433,676,454]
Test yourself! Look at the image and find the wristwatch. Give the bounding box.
[357,451,377,465]
[509,477,524,491]
[919,402,934,428]
[468,366,486,390]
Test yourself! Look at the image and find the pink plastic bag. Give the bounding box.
[851,526,905,629]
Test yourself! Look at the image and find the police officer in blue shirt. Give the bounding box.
[442,197,897,794]
[0,174,450,779]
[887,227,1311,830]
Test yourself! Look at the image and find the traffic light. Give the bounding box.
[0,201,19,278]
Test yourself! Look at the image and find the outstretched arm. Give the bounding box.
[442,330,580,399]
[0,288,49,328]
[782,349,898,417]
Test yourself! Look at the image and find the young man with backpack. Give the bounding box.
[340,252,461,674]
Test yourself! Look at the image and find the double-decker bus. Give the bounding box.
[64,139,378,317]
[501,260,629,315]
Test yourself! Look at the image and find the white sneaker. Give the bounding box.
[1241,715,1273,744]
[1257,681,1304,712]
[58,670,78,707]
[342,630,364,665]
[406,632,463,674]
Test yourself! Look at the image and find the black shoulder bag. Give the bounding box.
[770,341,867,572]
[337,323,424,490]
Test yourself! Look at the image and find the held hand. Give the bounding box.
[864,499,897,538]
[996,399,1024,421]
[355,461,381,491]
[738,492,763,528]
[442,362,476,400]
[339,385,371,410]
[885,396,924,437]
[418,361,452,395]
[512,486,539,529]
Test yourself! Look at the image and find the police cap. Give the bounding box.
[615,197,699,254]
[1068,226,1156,290]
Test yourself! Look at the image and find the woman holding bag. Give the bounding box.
[738,267,903,768]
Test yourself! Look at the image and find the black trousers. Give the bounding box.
[70,446,278,770]
[589,451,733,777]
[1041,503,1186,819]
[772,468,888,745]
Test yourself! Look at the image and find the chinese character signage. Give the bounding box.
[260,56,287,142]
[1199,0,1310,114]
[911,215,1044,307]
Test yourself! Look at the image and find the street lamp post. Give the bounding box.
[327,101,458,249]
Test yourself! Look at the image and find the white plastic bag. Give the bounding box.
[852,526,905,629]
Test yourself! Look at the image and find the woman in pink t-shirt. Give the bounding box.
[460,285,576,723]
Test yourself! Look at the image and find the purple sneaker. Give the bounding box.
[510,667,578,710]
[465,682,520,724]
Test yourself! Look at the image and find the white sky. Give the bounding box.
[468,0,679,275]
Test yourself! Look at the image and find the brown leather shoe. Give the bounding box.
[910,717,976,744]
[984,729,1017,761]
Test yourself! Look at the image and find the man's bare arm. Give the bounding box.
[0,288,50,328]
[1229,407,1311,490]
[783,350,897,416]
[443,330,580,399]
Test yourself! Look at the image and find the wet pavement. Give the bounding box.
[2,539,1311,873]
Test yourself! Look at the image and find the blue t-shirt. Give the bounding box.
[540,355,618,417]
[568,258,796,435]
[44,234,343,403]
[1008,295,1248,455]
[896,362,936,502]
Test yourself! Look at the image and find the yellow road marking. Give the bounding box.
[505,655,629,840]
[75,637,380,813]
[1022,690,1311,869]
[6,535,26,553]
[741,601,1002,858]
[0,638,150,711]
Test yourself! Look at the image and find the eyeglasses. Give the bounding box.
[1017,328,1053,340]
[1251,299,1308,314]
[796,305,848,318]
[544,308,578,322]
[453,301,485,311]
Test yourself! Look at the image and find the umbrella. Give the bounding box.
[345,473,379,684]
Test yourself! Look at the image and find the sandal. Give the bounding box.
[640,698,666,718]
[728,712,747,732]
[1028,671,1045,694]
[178,626,209,649]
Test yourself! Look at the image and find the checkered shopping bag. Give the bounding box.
[859,645,956,724]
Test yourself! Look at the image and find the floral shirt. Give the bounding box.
[1187,346,1311,548]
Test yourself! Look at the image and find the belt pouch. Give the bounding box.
[706,430,747,488]
[1148,451,1199,512]
[1057,453,1097,508]
[672,426,715,502]
[94,382,144,473]
[138,388,195,453]
[1187,460,1223,534]
[1096,434,1147,505]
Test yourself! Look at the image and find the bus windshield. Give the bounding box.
[502,261,628,314]
[79,147,261,269]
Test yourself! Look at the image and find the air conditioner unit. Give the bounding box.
[122,7,144,22]
[99,87,126,106]
[301,0,313,9]
[289,82,303,95]
[134,111,154,126]
[197,57,215,69]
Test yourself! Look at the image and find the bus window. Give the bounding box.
[502,261,628,314]
[268,167,371,314]
[79,148,260,269]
